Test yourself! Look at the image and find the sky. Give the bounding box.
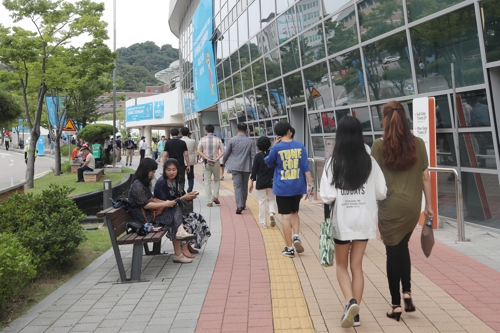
[0,0,179,49]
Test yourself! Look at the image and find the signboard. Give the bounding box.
[126,102,154,122]
[309,87,322,100]
[63,118,77,131]
[192,0,218,113]
[153,101,164,119]
[412,97,438,227]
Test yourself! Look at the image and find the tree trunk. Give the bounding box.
[54,138,62,176]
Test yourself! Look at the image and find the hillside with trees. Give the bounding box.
[116,41,179,92]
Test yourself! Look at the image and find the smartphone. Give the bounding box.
[306,186,314,201]
[194,191,199,195]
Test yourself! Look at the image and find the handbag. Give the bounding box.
[319,203,335,267]
[141,197,166,222]
[421,217,435,258]
[179,199,193,215]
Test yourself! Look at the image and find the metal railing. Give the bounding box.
[428,167,466,242]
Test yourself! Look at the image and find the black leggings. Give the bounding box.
[386,231,413,305]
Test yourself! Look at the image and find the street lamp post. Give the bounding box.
[112,0,117,167]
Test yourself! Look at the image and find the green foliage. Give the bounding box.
[117,41,178,74]
[0,90,23,128]
[0,233,37,309]
[0,0,111,188]
[61,160,72,173]
[115,42,179,92]
[0,185,86,270]
[77,123,115,143]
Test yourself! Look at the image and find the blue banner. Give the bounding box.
[45,96,66,127]
[192,0,218,113]
[126,103,154,122]
[37,136,45,156]
[154,101,164,119]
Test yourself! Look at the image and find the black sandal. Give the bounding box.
[387,305,402,321]
[403,292,416,312]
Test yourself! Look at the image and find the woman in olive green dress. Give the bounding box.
[371,101,433,321]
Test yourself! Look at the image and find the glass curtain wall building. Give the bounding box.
[170,0,500,228]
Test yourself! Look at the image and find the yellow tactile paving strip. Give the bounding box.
[222,181,315,332]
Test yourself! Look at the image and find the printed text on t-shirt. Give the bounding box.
[279,148,302,180]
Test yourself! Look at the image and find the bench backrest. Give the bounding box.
[97,207,130,239]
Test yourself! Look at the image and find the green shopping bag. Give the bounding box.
[319,217,334,266]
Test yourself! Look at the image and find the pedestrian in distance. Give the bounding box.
[115,135,122,163]
[249,136,276,229]
[181,127,197,193]
[125,135,134,166]
[371,100,433,322]
[197,124,225,207]
[139,136,147,161]
[223,123,255,214]
[264,122,314,258]
[163,128,190,192]
[320,116,387,328]
[151,137,159,162]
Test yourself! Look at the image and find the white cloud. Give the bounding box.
[0,0,179,50]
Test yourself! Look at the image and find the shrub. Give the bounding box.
[0,184,86,270]
[77,123,116,144]
[0,233,37,309]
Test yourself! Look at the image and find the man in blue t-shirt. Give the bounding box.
[265,122,314,258]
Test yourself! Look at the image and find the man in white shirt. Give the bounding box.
[181,127,197,193]
[76,145,95,182]
[139,136,147,161]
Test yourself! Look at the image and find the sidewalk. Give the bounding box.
[2,169,500,333]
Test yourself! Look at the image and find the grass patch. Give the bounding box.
[0,224,111,330]
[26,167,135,196]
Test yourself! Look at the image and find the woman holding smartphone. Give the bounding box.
[154,158,211,260]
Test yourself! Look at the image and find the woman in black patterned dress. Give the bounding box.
[154,158,211,259]
[128,158,195,263]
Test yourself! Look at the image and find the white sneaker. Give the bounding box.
[261,223,268,229]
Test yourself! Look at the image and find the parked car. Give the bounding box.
[383,55,400,64]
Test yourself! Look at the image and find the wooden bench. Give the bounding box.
[97,207,167,283]
[84,168,104,182]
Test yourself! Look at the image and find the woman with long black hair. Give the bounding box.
[154,158,211,260]
[371,101,433,321]
[320,116,386,328]
[128,158,195,264]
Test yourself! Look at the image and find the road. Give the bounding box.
[0,147,54,190]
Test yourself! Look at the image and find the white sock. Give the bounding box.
[293,234,299,239]
[287,246,293,251]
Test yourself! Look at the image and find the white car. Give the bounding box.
[383,55,400,64]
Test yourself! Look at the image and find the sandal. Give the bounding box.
[386,305,402,321]
[403,292,416,312]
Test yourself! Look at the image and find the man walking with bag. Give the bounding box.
[198,124,225,207]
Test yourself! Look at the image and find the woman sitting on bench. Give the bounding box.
[128,158,195,263]
[154,158,211,260]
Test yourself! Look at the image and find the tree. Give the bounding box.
[0,0,110,188]
[77,123,115,144]
[382,68,412,95]
[0,90,23,131]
